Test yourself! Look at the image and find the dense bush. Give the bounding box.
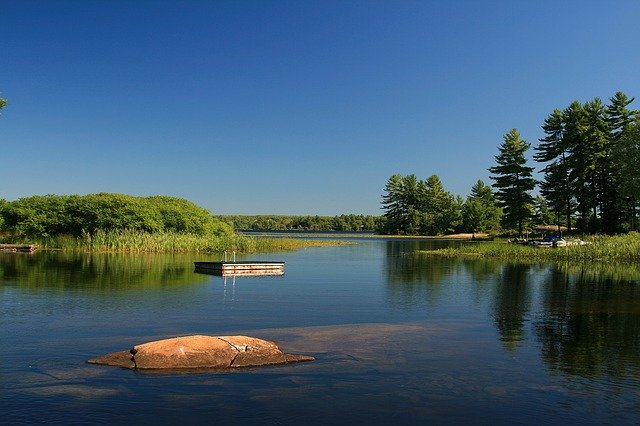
[0,193,232,238]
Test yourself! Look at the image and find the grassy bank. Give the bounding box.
[15,229,349,253]
[417,232,640,263]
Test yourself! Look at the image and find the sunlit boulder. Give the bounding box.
[88,335,314,370]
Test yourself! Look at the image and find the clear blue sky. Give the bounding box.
[1,1,639,215]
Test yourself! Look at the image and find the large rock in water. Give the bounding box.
[88,335,314,370]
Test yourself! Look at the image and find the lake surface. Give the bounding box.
[2,238,640,425]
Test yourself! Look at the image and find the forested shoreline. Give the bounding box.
[379,91,639,236]
[217,214,381,232]
[1,91,639,250]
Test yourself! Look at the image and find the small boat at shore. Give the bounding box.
[510,235,590,248]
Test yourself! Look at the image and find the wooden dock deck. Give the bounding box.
[194,261,285,277]
[0,244,38,253]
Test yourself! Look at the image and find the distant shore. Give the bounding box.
[240,230,490,240]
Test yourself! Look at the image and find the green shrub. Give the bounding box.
[0,193,231,238]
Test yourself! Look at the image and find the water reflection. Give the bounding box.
[491,263,532,350]
[536,264,640,378]
[0,251,206,292]
[385,242,640,378]
[3,242,640,423]
[384,240,463,306]
[460,257,502,284]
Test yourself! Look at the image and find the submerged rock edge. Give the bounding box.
[87,335,315,370]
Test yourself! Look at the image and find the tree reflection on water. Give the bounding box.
[0,251,205,291]
[491,263,532,351]
[535,264,640,378]
[384,242,640,378]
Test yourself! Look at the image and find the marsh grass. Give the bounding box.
[27,229,348,254]
[417,232,640,263]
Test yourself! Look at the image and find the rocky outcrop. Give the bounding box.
[88,335,314,370]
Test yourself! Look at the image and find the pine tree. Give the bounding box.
[613,117,640,230]
[462,180,502,232]
[562,101,593,231]
[583,98,611,232]
[421,174,460,235]
[380,174,405,234]
[608,92,638,230]
[489,129,536,235]
[608,92,636,142]
[380,173,461,235]
[534,109,574,230]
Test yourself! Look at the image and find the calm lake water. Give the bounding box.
[2,238,640,425]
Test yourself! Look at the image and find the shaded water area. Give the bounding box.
[2,238,640,424]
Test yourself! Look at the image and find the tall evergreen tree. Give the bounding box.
[607,92,636,142]
[562,101,594,230]
[583,98,612,232]
[380,174,405,234]
[462,180,502,232]
[613,117,640,230]
[608,92,638,230]
[534,108,574,230]
[420,174,460,235]
[380,173,461,235]
[489,129,536,235]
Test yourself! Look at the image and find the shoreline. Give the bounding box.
[241,231,490,240]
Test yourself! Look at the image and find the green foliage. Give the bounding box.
[0,193,232,238]
[461,180,502,232]
[489,129,536,235]
[0,251,209,291]
[0,198,7,229]
[613,117,640,230]
[418,232,640,263]
[534,92,639,233]
[218,214,381,232]
[461,199,484,233]
[533,195,555,226]
[379,173,461,235]
[535,108,574,230]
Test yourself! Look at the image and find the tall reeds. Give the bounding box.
[417,232,640,263]
[30,229,346,254]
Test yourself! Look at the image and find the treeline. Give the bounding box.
[535,92,639,234]
[381,91,639,236]
[380,174,462,235]
[0,193,233,238]
[218,214,382,232]
[379,175,506,235]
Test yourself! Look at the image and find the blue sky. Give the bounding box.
[1,1,639,215]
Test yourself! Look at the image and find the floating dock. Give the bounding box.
[0,244,38,253]
[194,261,285,277]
